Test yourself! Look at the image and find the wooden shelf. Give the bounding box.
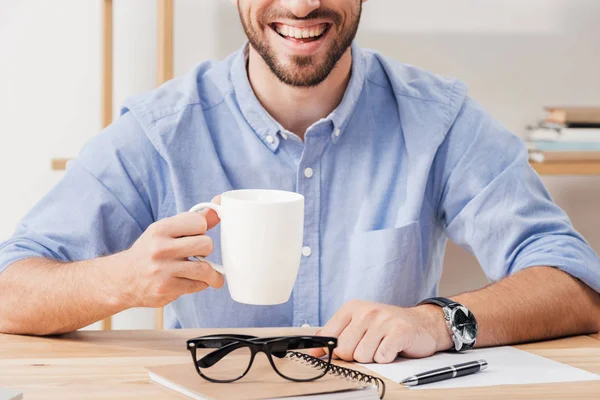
[53,158,600,175]
[51,158,70,171]
[530,161,600,175]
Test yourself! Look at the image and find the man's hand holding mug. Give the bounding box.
[116,189,305,308]
[116,196,225,308]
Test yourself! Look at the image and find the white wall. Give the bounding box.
[0,0,598,329]
[0,0,100,237]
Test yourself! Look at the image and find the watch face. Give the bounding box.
[451,306,478,344]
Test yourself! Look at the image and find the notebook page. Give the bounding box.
[359,346,599,390]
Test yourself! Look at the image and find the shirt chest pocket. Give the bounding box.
[344,221,424,306]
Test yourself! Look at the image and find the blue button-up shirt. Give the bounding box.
[1,43,599,328]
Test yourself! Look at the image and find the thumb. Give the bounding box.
[201,195,222,230]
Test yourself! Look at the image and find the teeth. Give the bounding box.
[275,24,327,39]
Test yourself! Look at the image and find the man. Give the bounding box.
[0,0,599,364]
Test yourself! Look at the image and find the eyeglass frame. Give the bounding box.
[186,334,338,383]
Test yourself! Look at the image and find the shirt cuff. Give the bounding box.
[509,234,600,293]
[0,238,63,274]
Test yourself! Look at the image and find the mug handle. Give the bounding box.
[188,202,225,276]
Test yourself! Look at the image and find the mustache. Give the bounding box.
[259,8,343,27]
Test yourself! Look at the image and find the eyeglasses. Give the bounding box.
[186,334,337,383]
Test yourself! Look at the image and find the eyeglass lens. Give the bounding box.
[269,337,333,381]
[195,339,253,382]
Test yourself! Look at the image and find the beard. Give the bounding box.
[239,4,362,88]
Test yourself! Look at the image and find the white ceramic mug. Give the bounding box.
[189,189,305,305]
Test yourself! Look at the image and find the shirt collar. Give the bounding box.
[231,41,366,152]
[231,43,282,152]
[329,41,366,143]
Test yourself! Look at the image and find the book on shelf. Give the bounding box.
[526,106,600,163]
[526,139,600,162]
[528,150,600,163]
[526,125,600,143]
[526,140,600,152]
[544,106,600,127]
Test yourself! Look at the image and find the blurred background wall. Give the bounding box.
[1,0,599,329]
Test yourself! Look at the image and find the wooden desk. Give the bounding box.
[0,329,598,399]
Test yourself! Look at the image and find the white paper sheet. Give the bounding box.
[0,387,22,400]
[359,346,599,390]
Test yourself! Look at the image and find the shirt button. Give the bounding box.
[304,167,314,178]
[266,135,274,144]
[334,128,341,137]
[301,323,311,328]
[302,246,312,257]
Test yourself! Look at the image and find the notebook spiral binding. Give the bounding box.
[288,351,386,399]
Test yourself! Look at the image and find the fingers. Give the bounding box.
[149,194,223,239]
[176,278,209,294]
[174,260,225,289]
[373,333,406,364]
[168,235,214,259]
[183,195,222,230]
[306,328,327,358]
[312,301,424,364]
[333,320,369,361]
[152,212,208,238]
[352,328,386,364]
[306,347,327,358]
[204,195,222,230]
[200,208,220,231]
[306,304,353,359]
[317,305,353,339]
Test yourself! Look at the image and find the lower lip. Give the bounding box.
[269,25,331,56]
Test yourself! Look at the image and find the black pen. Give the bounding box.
[400,359,488,386]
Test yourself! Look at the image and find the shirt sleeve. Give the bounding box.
[0,112,168,274]
[435,97,600,292]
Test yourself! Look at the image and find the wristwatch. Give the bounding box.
[418,297,478,352]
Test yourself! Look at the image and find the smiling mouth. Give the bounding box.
[270,22,331,44]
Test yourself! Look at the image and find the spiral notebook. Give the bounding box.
[147,353,384,399]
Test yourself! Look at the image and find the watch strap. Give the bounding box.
[417,297,458,308]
